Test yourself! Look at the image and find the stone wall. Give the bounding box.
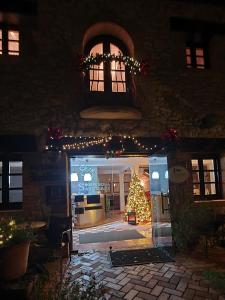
[0,0,225,141]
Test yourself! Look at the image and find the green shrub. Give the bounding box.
[203,269,225,293]
[31,272,108,300]
[0,217,34,249]
[172,204,214,251]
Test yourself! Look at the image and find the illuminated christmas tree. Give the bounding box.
[126,173,151,223]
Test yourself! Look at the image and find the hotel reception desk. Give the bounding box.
[72,194,105,228]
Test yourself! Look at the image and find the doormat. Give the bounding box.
[109,247,175,267]
[79,230,145,244]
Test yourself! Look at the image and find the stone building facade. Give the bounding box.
[1,0,225,236]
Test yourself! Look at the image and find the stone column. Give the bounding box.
[167,150,193,248]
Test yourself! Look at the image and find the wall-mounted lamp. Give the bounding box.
[71,173,78,182]
[152,171,160,180]
[84,173,92,181]
[165,170,168,179]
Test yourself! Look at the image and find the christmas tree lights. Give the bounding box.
[126,173,151,224]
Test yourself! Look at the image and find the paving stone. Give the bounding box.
[152,275,170,282]
[177,279,188,292]
[106,282,122,291]
[137,292,157,300]
[116,272,127,281]
[158,292,170,300]
[164,271,175,279]
[163,288,183,297]
[124,289,139,300]
[146,279,158,289]
[196,290,218,299]
[121,283,135,293]
[103,271,118,278]
[138,269,149,277]
[120,277,131,286]
[183,288,195,299]
[133,297,143,300]
[188,284,208,292]
[170,275,182,285]
[129,279,147,287]
[170,296,185,300]
[151,285,163,296]
[105,276,120,284]
[158,280,176,289]
[134,284,151,293]
[127,274,142,280]
[109,288,126,298]
[142,274,153,282]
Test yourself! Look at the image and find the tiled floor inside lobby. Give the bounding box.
[73,217,172,252]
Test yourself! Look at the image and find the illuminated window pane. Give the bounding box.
[196,48,204,56]
[9,190,23,202]
[204,171,215,182]
[8,30,19,41]
[90,81,104,91]
[186,56,192,65]
[186,47,191,55]
[191,160,199,169]
[90,43,103,55]
[205,183,216,195]
[9,175,22,188]
[192,172,200,183]
[112,82,126,92]
[111,60,125,71]
[9,161,23,174]
[203,159,214,170]
[111,70,125,81]
[90,69,104,80]
[0,161,2,174]
[8,41,19,51]
[193,184,200,195]
[110,43,122,55]
[196,56,205,66]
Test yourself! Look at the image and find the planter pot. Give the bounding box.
[0,241,30,280]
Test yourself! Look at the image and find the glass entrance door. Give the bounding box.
[149,156,172,247]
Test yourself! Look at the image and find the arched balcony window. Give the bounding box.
[85,36,129,95]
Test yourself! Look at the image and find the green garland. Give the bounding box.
[81,53,141,75]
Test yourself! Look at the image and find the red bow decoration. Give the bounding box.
[161,128,178,141]
[47,127,62,142]
[140,60,150,76]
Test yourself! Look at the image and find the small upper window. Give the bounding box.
[186,46,206,69]
[86,37,128,93]
[0,28,20,56]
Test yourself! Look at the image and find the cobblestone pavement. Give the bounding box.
[67,250,225,300]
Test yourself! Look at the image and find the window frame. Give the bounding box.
[0,157,23,210]
[185,42,209,69]
[191,156,221,200]
[0,24,20,57]
[84,35,131,95]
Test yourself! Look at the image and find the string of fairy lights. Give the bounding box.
[80,53,142,75]
[45,129,177,156]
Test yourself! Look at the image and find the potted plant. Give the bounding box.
[0,217,34,280]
